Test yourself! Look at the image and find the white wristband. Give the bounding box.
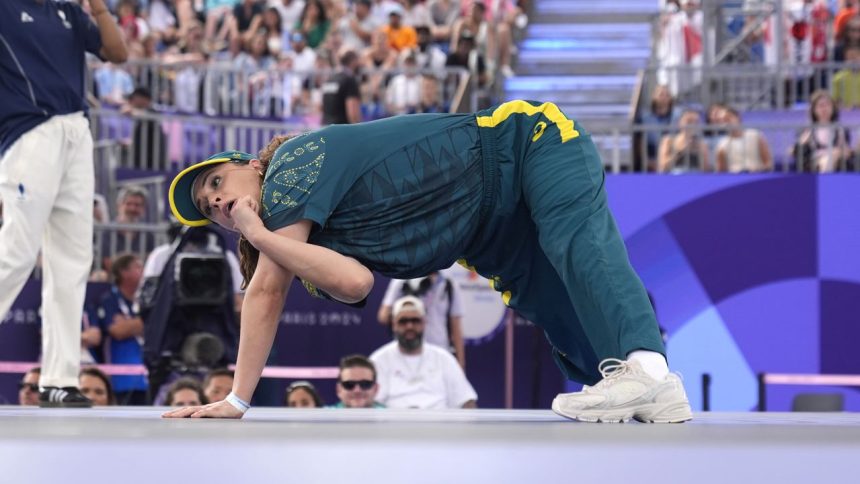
[225,392,250,414]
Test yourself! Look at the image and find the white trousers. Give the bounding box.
[0,113,94,388]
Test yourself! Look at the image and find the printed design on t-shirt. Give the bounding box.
[262,135,326,218]
[300,278,322,298]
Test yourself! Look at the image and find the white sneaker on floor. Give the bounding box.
[552,358,693,423]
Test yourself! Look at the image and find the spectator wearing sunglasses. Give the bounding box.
[370,296,477,409]
[330,354,384,408]
[18,367,41,406]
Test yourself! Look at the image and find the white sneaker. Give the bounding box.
[551,358,693,423]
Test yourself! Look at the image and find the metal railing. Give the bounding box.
[87,60,473,120]
[92,222,171,274]
[644,0,847,112]
[645,62,860,111]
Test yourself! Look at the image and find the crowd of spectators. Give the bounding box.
[643,0,860,173]
[85,0,526,122]
[637,82,858,172]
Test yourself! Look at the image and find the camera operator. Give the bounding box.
[139,222,241,401]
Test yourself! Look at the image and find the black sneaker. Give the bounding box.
[39,387,93,408]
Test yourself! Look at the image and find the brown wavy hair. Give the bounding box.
[237,134,294,289]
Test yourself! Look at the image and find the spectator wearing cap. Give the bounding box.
[370,296,477,409]
[381,4,418,51]
[329,355,385,408]
[284,31,318,73]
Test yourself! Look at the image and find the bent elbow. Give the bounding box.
[342,273,374,304]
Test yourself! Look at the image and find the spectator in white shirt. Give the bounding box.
[716,107,772,172]
[370,296,477,409]
[385,54,422,114]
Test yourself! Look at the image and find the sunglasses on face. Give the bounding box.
[339,379,375,391]
[18,383,38,392]
[396,317,422,326]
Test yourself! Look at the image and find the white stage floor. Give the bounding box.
[2,407,858,484]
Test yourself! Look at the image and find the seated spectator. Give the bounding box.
[452,1,513,77]
[94,62,135,106]
[147,0,178,39]
[401,0,433,28]
[273,0,306,36]
[445,30,487,87]
[385,54,421,114]
[428,0,460,42]
[417,74,444,113]
[165,377,207,407]
[117,0,150,45]
[121,87,167,170]
[202,368,234,403]
[833,47,860,109]
[97,253,149,405]
[330,354,385,408]
[101,185,151,270]
[703,102,729,156]
[793,90,855,172]
[232,0,265,43]
[635,84,679,171]
[407,25,447,72]
[80,367,117,406]
[716,107,772,172]
[658,109,709,172]
[362,30,399,107]
[370,296,477,409]
[337,0,378,53]
[294,0,330,49]
[286,380,324,407]
[259,6,285,57]
[235,32,276,70]
[381,4,418,52]
[18,367,40,406]
[283,31,318,78]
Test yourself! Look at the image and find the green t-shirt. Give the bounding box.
[261,113,485,280]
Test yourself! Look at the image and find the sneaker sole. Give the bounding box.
[551,399,693,424]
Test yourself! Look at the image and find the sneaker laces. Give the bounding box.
[583,358,631,393]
